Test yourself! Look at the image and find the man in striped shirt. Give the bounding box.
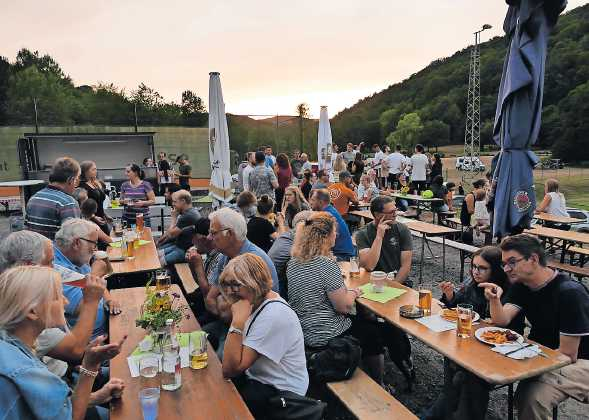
[25,157,81,240]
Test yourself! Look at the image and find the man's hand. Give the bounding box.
[230,299,253,330]
[104,298,122,315]
[439,281,455,301]
[376,220,393,239]
[185,247,203,264]
[90,378,125,405]
[83,275,106,304]
[478,282,502,301]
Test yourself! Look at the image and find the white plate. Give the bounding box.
[440,309,480,323]
[475,327,524,346]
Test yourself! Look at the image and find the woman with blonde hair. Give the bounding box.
[536,178,568,217]
[0,266,125,419]
[287,212,387,384]
[281,185,310,228]
[220,253,308,419]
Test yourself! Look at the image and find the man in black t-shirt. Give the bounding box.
[479,234,589,420]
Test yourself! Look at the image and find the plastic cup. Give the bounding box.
[370,271,387,293]
[139,387,160,420]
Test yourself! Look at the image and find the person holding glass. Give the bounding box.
[120,163,156,228]
[0,266,126,420]
[220,253,308,419]
[423,246,524,420]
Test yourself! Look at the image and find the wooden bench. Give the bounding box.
[444,217,463,230]
[174,263,199,294]
[567,246,589,267]
[327,368,417,420]
[547,260,589,280]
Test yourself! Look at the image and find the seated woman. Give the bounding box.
[357,174,379,203]
[430,175,451,214]
[0,266,124,420]
[535,178,570,230]
[220,253,308,419]
[424,246,524,420]
[281,185,310,229]
[247,195,286,253]
[299,170,313,200]
[287,212,397,384]
[80,198,113,250]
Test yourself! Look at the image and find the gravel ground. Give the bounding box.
[0,216,585,419]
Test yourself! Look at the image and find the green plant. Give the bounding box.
[135,281,188,332]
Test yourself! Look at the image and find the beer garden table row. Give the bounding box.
[524,225,589,263]
[107,227,161,276]
[109,285,254,420]
[342,267,571,420]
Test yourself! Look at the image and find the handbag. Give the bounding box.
[306,334,362,382]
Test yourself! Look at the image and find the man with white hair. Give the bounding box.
[54,219,121,339]
[203,207,279,358]
[0,230,54,272]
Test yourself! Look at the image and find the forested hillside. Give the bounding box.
[331,4,589,161]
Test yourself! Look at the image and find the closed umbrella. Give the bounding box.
[208,72,233,204]
[492,0,566,238]
[317,106,333,171]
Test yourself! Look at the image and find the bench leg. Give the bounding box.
[419,234,425,284]
[508,384,514,420]
[442,236,446,281]
[553,405,558,420]
[459,250,465,283]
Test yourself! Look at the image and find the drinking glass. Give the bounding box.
[139,387,160,420]
[456,303,473,338]
[190,332,208,370]
[139,355,160,388]
[370,271,387,293]
[349,256,360,278]
[155,270,171,291]
[418,289,432,315]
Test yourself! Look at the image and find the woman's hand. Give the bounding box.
[230,299,253,330]
[90,378,125,405]
[82,335,127,371]
[439,281,454,301]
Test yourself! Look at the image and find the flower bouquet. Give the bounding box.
[400,185,410,196]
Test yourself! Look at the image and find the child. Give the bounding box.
[246,195,284,252]
[80,198,112,249]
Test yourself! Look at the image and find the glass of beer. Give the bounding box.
[418,289,432,315]
[190,332,208,370]
[349,256,360,279]
[114,220,123,236]
[125,231,136,259]
[456,303,473,338]
[156,270,171,291]
[136,213,144,234]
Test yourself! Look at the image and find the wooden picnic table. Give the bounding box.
[109,285,254,420]
[107,228,162,275]
[343,269,571,420]
[534,212,584,225]
[389,192,443,219]
[524,226,589,263]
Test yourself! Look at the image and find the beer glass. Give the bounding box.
[156,270,171,291]
[349,256,360,278]
[418,289,432,315]
[456,303,473,338]
[190,332,208,370]
[136,213,145,234]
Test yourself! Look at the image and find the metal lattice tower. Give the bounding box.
[463,25,491,182]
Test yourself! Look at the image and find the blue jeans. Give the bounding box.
[202,320,229,361]
[159,243,186,265]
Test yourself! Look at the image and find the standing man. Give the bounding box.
[25,157,81,240]
[264,146,276,168]
[249,151,279,200]
[371,144,385,188]
[309,189,355,261]
[387,145,406,189]
[328,171,359,226]
[177,155,192,191]
[300,153,313,172]
[290,150,303,179]
[480,234,589,420]
[342,142,356,164]
[410,144,429,194]
[241,152,256,192]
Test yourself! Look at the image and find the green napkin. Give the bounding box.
[109,239,150,248]
[358,284,406,303]
[132,332,195,356]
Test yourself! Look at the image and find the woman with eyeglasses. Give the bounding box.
[219,253,308,419]
[424,246,524,420]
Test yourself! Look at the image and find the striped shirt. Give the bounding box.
[120,180,153,225]
[287,256,351,347]
[24,185,80,240]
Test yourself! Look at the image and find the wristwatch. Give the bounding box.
[228,326,243,336]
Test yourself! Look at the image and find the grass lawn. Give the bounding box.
[534,174,589,210]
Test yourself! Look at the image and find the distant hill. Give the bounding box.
[331,3,589,161]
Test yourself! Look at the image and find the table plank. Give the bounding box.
[525,226,589,245]
[107,228,161,274]
[389,192,443,202]
[344,270,571,385]
[109,285,253,420]
[403,220,458,236]
[534,212,584,225]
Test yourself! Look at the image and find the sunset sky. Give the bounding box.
[2,1,586,118]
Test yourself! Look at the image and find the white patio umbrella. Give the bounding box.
[208,72,233,205]
[317,105,333,171]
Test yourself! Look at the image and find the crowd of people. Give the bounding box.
[0,145,587,420]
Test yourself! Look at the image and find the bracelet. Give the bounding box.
[79,366,99,378]
[228,326,243,336]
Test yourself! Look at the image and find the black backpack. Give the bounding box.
[306,335,362,382]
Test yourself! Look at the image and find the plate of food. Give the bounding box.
[475,327,524,345]
[440,308,480,323]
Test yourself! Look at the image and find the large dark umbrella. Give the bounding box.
[491,0,567,238]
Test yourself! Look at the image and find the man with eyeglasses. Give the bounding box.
[53,219,121,340]
[25,157,82,240]
[480,234,589,420]
[355,195,415,387]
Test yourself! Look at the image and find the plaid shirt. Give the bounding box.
[25,185,80,240]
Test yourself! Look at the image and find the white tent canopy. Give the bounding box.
[317,105,333,171]
[208,72,233,203]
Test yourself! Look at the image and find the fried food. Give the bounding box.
[481,329,519,344]
[441,308,458,321]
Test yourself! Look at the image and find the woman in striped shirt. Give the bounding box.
[286,212,387,384]
[120,163,156,227]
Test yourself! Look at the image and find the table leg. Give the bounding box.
[459,250,465,282]
[442,236,446,281]
[419,233,425,284]
[508,383,514,420]
[560,240,567,263]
